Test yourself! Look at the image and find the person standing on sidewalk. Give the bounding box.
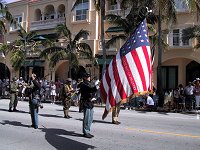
[9,77,19,112]
[29,74,41,129]
[194,78,200,111]
[184,82,194,111]
[80,73,98,138]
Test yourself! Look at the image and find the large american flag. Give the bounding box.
[100,19,152,119]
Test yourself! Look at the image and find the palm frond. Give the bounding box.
[0,21,6,33]
[73,29,89,42]
[106,35,127,49]
[49,51,66,67]
[77,43,93,59]
[55,24,71,38]
[10,50,25,71]
[182,25,200,40]
[40,46,66,58]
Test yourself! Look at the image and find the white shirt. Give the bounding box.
[146,96,154,106]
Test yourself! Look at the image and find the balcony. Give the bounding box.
[30,17,65,31]
[106,8,130,18]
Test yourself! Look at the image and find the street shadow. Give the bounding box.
[0,120,30,128]
[41,128,96,150]
[135,110,148,113]
[0,108,28,114]
[39,114,63,118]
[76,118,113,124]
[56,109,78,113]
[157,112,169,115]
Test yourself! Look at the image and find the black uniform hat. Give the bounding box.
[83,72,91,78]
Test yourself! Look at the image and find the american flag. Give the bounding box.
[100,19,152,119]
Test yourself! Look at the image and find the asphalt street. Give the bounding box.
[0,99,200,150]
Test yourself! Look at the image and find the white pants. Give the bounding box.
[195,95,200,109]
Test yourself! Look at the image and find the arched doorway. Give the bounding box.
[0,63,10,80]
[186,61,200,83]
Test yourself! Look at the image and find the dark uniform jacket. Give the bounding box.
[32,79,41,98]
[80,80,97,109]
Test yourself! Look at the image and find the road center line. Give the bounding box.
[126,127,200,139]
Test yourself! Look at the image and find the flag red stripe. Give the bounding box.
[142,46,152,90]
[105,67,115,107]
[121,55,138,93]
[112,56,127,100]
[100,81,107,103]
[131,49,147,91]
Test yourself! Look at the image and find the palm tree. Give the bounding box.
[72,0,106,78]
[10,27,37,70]
[40,24,93,79]
[0,2,17,33]
[182,25,200,49]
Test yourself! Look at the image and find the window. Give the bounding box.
[110,0,117,10]
[10,16,22,31]
[175,0,188,12]
[182,32,189,46]
[173,29,180,46]
[75,0,89,21]
[172,29,190,46]
[161,66,178,91]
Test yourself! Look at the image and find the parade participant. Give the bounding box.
[77,78,83,113]
[9,77,19,112]
[80,73,98,138]
[29,73,41,129]
[61,78,74,119]
[112,103,121,125]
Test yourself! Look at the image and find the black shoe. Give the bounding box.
[34,126,38,129]
[83,133,93,138]
[88,133,94,137]
[29,125,34,128]
[8,108,13,112]
[67,115,72,118]
[13,109,19,112]
[112,121,120,125]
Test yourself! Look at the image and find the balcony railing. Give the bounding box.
[106,8,131,18]
[167,31,192,48]
[30,17,65,31]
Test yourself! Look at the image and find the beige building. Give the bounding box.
[0,0,200,91]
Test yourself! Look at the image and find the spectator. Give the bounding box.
[184,82,194,111]
[194,78,200,111]
[144,94,156,111]
[50,81,56,104]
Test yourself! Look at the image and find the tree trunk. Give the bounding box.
[157,8,164,107]
[100,0,106,79]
